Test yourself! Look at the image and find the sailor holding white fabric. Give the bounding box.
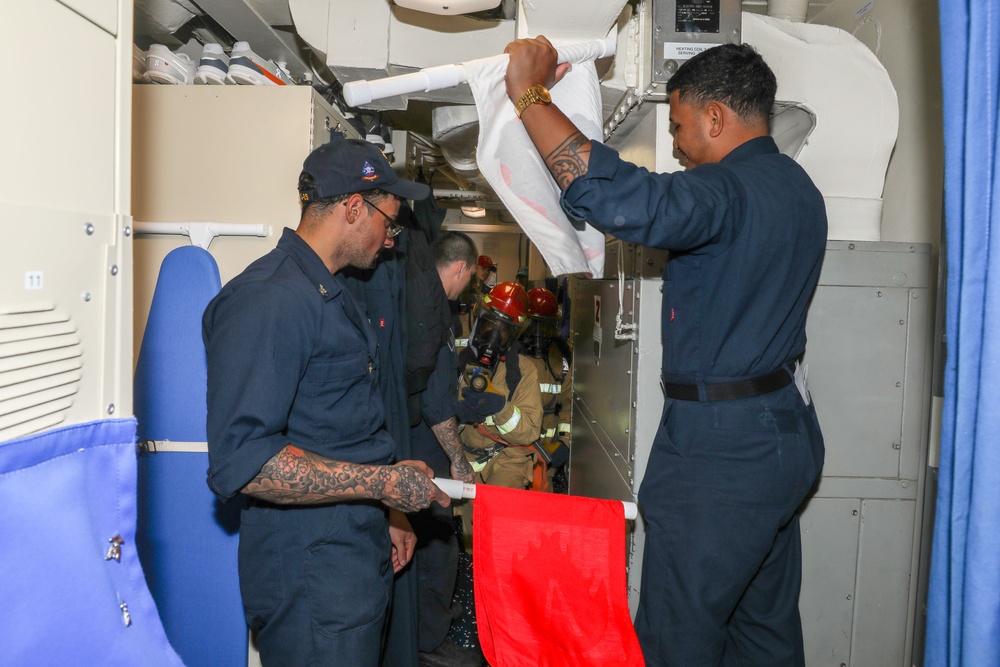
[504,36,827,667]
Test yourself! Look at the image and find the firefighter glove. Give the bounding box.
[456,388,506,424]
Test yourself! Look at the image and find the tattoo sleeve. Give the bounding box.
[243,445,390,504]
[430,417,464,463]
[242,445,437,512]
[431,416,474,483]
[545,132,591,190]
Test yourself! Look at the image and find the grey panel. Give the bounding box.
[818,242,932,288]
[900,289,934,481]
[805,285,908,478]
[800,497,860,667]
[812,476,918,500]
[852,499,917,667]
[570,280,636,461]
[632,278,666,489]
[636,245,671,279]
[604,238,636,278]
[651,0,743,83]
[570,395,634,490]
[569,396,634,501]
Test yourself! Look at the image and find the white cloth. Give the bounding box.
[462,54,606,278]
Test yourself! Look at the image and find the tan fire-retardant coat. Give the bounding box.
[459,354,542,488]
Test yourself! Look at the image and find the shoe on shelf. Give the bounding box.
[195,43,229,85]
[226,41,291,86]
[143,44,194,85]
[418,637,484,667]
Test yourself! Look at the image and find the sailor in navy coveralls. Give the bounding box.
[203,138,451,667]
[504,39,826,666]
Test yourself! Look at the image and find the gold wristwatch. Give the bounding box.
[514,83,552,117]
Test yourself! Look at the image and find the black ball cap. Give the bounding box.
[299,137,430,202]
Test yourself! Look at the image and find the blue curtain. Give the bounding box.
[926,2,1000,665]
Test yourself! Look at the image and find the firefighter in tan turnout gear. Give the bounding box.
[520,288,572,489]
[455,282,543,490]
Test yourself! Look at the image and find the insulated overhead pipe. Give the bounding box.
[342,36,617,107]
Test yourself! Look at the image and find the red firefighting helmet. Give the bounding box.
[527,288,559,319]
[468,282,530,370]
[522,288,560,358]
[484,282,528,322]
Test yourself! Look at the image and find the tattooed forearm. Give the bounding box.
[242,445,390,504]
[241,445,440,512]
[544,132,591,190]
[431,417,464,463]
[431,417,474,481]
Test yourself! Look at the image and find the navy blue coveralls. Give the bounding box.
[410,335,464,652]
[561,137,827,666]
[203,228,395,667]
[345,247,420,667]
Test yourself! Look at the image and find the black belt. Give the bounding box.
[664,365,793,402]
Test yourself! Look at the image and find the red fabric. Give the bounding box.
[473,485,644,666]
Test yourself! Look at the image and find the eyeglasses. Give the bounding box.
[362,199,405,238]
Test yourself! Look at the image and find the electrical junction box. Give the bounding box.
[650,0,743,84]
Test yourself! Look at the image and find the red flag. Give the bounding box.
[473,485,644,666]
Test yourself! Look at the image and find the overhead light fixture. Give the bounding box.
[394,0,501,16]
[461,205,487,219]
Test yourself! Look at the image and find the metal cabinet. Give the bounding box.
[0,0,132,441]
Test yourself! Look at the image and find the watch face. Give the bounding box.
[535,84,552,103]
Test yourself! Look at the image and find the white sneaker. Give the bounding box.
[226,41,291,86]
[195,43,229,85]
[143,44,194,85]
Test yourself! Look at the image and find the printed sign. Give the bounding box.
[24,271,43,290]
[663,42,716,61]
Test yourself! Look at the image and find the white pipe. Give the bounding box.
[343,36,617,107]
[394,0,501,16]
[433,478,639,521]
[767,0,808,22]
[132,221,270,251]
